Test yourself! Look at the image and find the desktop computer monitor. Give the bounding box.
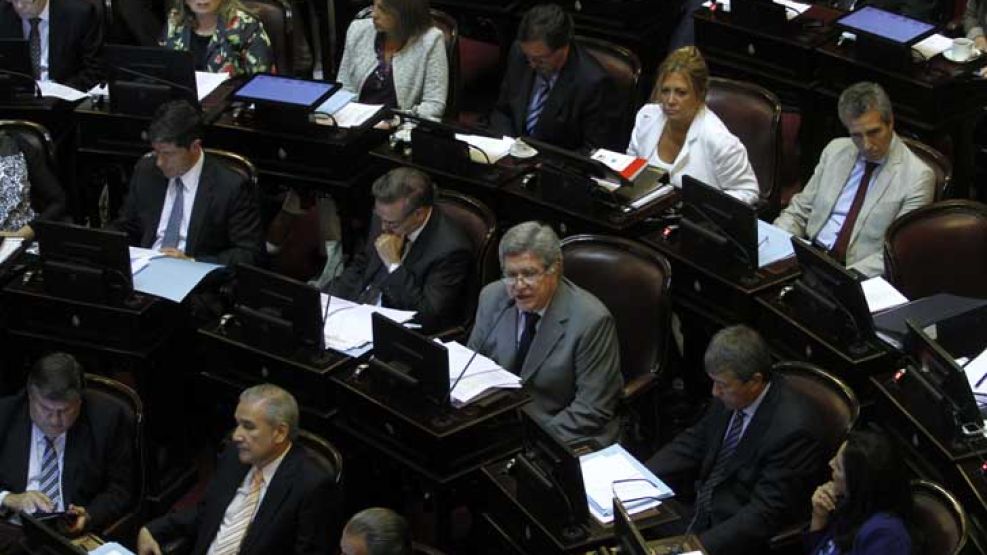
[369,312,449,405]
[234,264,325,356]
[904,320,982,429]
[680,174,758,273]
[835,6,936,67]
[104,44,198,116]
[34,220,133,304]
[232,74,339,130]
[21,513,86,555]
[0,39,37,100]
[514,405,589,541]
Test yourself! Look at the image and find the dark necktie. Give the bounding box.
[39,437,61,510]
[830,161,878,265]
[161,177,185,249]
[28,17,41,80]
[513,311,540,373]
[692,410,746,530]
[525,76,551,135]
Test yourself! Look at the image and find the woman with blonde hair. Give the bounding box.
[627,46,759,204]
[161,0,274,75]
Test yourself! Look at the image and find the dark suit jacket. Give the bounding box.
[0,391,135,533]
[488,42,623,153]
[646,376,824,555]
[468,278,623,446]
[327,209,472,334]
[111,154,264,266]
[146,444,337,555]
[0,0,103,90]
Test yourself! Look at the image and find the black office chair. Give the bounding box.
[204,149,260,192]
[575,35,642,143]
[911,479,968,555]
[0,120,56,167]
[243,0,295,74]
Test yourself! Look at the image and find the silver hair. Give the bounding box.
[498,221,561,269]
[371,167,435,210]
[837,82,893,126]
[343,507,412,555]
[239,384,299,440]
[704,325,772,383]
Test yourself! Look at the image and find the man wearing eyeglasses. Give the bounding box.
[324,167,472,334]
[0,0,102,90]
[468,221,623,446]
[487,3,624,153]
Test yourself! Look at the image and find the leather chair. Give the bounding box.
[430,8,460,118]
[560,234,672,445]
[137,148,258,193]
[84,373,145,540]
[0,120,64,221]
[884,200,987,299]
[911,479,968,555]
[575,35,642,143]
[705,77,782,217]
[297,429,344,486]
[903,137,952,200]
[244,0,294,75]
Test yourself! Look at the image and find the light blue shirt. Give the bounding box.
[814,156,883,249]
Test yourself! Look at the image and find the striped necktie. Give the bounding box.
[39,437,61,510]
[212,471,264,555]
[691,410,746,530]
[161,178,185,250]
[525,76,552,135]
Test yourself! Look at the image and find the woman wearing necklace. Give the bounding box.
[161,0,274,76]
[336,0,448,119]
[626,46,759,205]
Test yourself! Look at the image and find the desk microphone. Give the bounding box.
[447,298,515,406]
[0,69,41,99]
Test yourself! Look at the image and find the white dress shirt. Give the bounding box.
[20,0,50,82]
[0,424,67,519]
[152,151,204,252]
[729,382,772,442]
[814,156,885,249]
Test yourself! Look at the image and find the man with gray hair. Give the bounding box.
[774,81,933,277]
[326,166,473,333]
[339,507,411,555]
[645,325,824,555]
[137,384,337,555]
[468,221,623,446]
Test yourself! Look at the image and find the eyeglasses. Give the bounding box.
[502,266,554,287]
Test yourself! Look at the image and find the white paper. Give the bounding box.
[580,445,671,524]
[914,33,954,60]
[330,102,383,128]
[129,246,166,276]
[87,83,109,98]
[964,348,987,396]
[773,0,811,19]
[862,276,909,314]
[320,294,416,351]
[444,340,521,405]
[89,542,135,555]
[454,134,514,164]
[703,0,731,11]
[38,80,87,102]
[195,71,229,101]
[757,219,796,267]
[629,183,675,209]
[591,148,640,173]
[0,237,25,265]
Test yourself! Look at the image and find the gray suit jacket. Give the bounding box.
[468,278,623,446]
[773,134,933,277]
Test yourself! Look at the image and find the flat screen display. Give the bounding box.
[836,6,935,45]
[233,74,337,108]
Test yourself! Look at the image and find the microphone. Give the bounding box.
[105,64,197,104]
[0,68,41,99]
[447,298,516,406]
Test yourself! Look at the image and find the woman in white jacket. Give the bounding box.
[627,46,759,205]
[336,0,448,119]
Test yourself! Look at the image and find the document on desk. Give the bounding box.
[774,0,812,18]
[89,542,136,555]
[128,248,223,302]
[195,71,230,101]
[757,219,795,268]
[444,340,521,406]
[914,33,953,60]
[0,237,25,266]
[320,294,416,352]
[580,443,674,524]
[330,102,384,128]
[861,276,909,314]
[963,348,987,398]
[315,89,357,116]
[37,80,87,102]
[454,134,514,164]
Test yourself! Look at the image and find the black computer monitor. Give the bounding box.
[524,136,628,186]
[369,312,449,405]
[680,174,758,274]
[0,39,36,100]
[790,237,876,354]
[613,497,651,555]
[104,44,198,116]
[34,221,133,305]
[21,513,86,555]
[234,264,325,357]
[514,405,589,541]
[232,74,339,130]
[904,320,982,428]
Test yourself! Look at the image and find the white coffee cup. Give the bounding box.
[951,37,975,61]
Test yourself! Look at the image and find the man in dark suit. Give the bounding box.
[0,0,102,90]
[111,100,264,266]
[468,221,623,446]
[137,384,338,555]
[487,3,624,153]
[645,325,824,555]
[0,353,135,553]
[326,167,472,334]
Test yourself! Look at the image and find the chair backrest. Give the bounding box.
[575,35,641,142]
[884,200,987,299]
[705,77,782,210]
[243,0,293,74]
[297,429,344,486]
[902,137,952,201]
[435,189,497,326]
[772,361,859,456]
[204,148,260,191]
[911,479,968,555]
[560,234,672,383]
[0,120,56,167]
[430,8,459,118]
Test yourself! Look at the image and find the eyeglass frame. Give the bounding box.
[501,263,557,288]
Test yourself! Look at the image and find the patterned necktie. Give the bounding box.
[513,311,540,373]
[525,76,552,135]
[161,177,185,250]
[830,161,878,264]
[39,437,61,510]
[212,471,264,555]
[692,410,746,530]
[28,18,41,80]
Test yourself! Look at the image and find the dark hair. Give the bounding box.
[517,4,573,51]
[832,430,913,551]
[704,325,772,383]
[28,353,85,402]
[147,100,203,148]
[378,0,432,46]
[371,167,435,211]
[343,507,412,555]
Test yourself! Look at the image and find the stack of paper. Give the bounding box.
[127,247,222,302]
[444,340,521,406]
[0,237,25,266]
[38,81,87,102]
[963,348,987,399]
[861,276,909,314]
[591,148,648,181]
[320,294,416,352]
[914,33,954,60]
[757,219,796,268]
[580,443,674,524]
[330,102,384,128]
[454,134,514,164]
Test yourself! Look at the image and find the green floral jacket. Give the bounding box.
[161,8,275,76]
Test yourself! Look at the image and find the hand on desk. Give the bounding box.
[809,480,838,531]
[160,248,193,261]
[137,526,163,555]
[66,504,88,535]
[2,491,54,513]
[375,233,405,267]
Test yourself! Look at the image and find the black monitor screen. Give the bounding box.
[905,320,982,426]
[524,136,624,184]
[233,74,338,109]
[34,221,133,304]
[836,6,936,45]
[234,264,324,352]
[681,174,758,271]
[0,39,34,97]
[104,44,198,103]
[21,513,86,555]
[370,312,449,404]
[791,238,875,344]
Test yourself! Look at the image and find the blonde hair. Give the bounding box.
[650,46,709,103]
[170,0,253,30]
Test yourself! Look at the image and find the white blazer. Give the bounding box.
[626,104,760,205]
